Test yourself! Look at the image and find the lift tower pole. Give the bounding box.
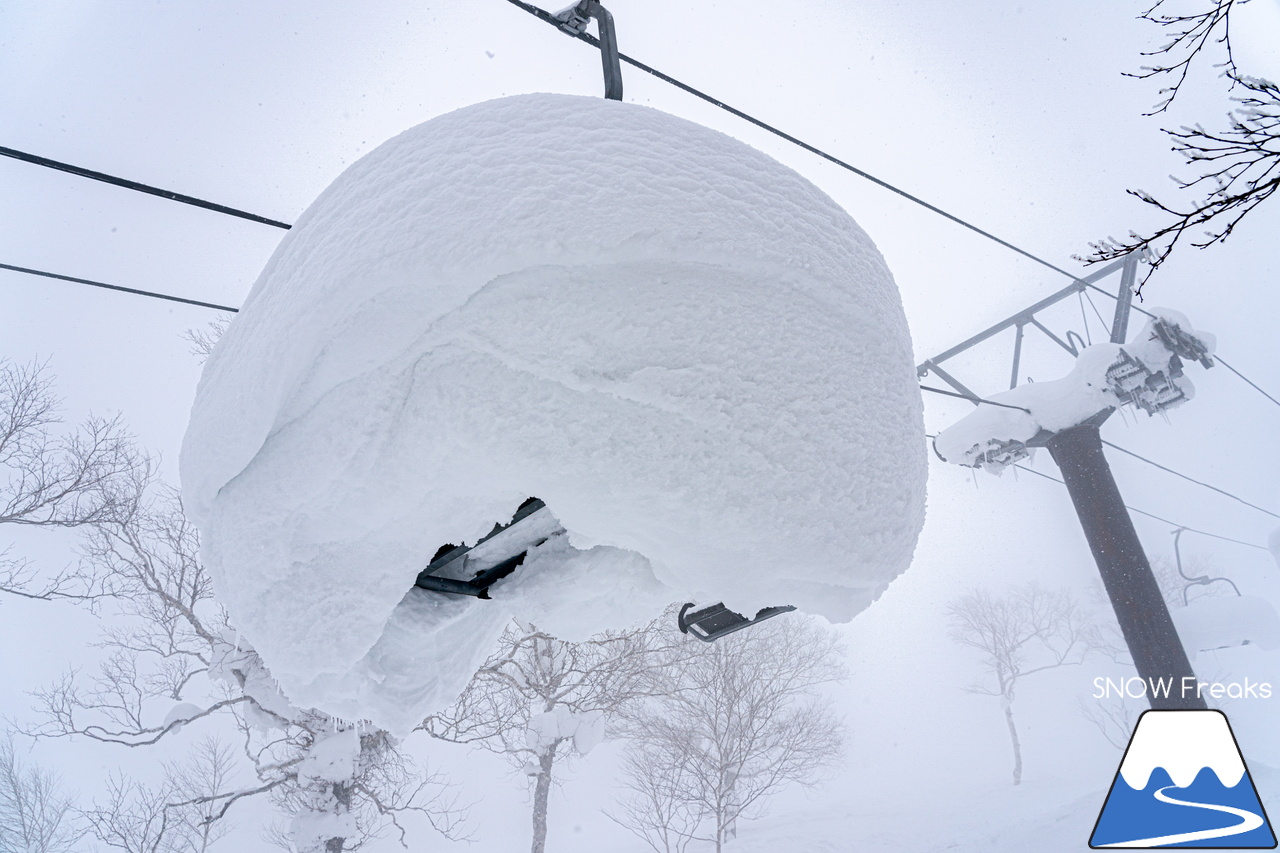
[923,255,1216,711]
[1047,415,1206,710]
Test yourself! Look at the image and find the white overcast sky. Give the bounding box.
[2,1,1279,847]
[2,0,1277,450]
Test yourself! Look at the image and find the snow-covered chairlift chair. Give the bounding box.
[415,498,797,641]
[1169,528,1280,654]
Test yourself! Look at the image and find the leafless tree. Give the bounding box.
[421,618,677,853]
[609,744,702,853]
[1082,0,1278,291]
[82,737,236,853]
[0,362,463,852]
[182,317,231,364]
[610,614,847,853]
[946,584,1099,785]
[0,358,148,602]
[0,735,84,853]
[18,485,464,853]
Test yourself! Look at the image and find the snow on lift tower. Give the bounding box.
[180,91,926,728]
[934,310,1217,710]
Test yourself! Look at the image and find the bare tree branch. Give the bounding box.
[13,476,464,853]
[1129,0,1247,114]
[946,584,1101,785]
[182,317,231,364]
[0,734,85,853]
[611,614,846,853]
[422,616,681,853]
[1081,1,1278,292]
[0,359,149,532]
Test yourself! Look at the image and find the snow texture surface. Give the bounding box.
[180,94,925,732]
[526,706,605,757]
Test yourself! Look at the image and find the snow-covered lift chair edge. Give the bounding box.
[413,498,797,641]
[414,498,550,599]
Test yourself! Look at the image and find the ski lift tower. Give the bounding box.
[924,254,1211,710]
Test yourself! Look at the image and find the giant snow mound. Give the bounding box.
[180,94,926,733]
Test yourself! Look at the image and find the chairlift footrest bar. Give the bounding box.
[677,602,796,642]
[414,498,548,600]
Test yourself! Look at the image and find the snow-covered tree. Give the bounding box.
[946,584,1099,785]
[1084,0,1279,290]
[0,357,147,601]
[16,483,463,853]
[611,615,846,853]
[0,735,84,853]
[421,619,676,853]
[81,737,235,853]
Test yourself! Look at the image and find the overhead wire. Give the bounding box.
[1008,462,1270,552]
[0,262,239,313]
[501,0,1280,417]
[925,373,1280,520]
[923,432,1269,550]
[1216,355,1280,410]
[1101,438,1280,520]
[918,384,1031,413]
[0,146,292,230]
[4,0,1278,422]
[504,0,1280,557]
[2,1,1275,565]
[501,0,1108,291]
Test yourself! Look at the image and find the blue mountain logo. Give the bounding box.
[1091,709,1276,848]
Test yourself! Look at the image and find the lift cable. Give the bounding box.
[1100,438,1280,521]
[1009,462,1270,552]
[1216,355,1280,411]
[922,381,1279,520]
[925,432,1270,550]
[918,384,1031,413]
[3,6,1140,294]
[0,262,240,313]
[0,145,292,230]
[5,4,1277,418]
[507,0,1280,415]
[503,0,1120,291]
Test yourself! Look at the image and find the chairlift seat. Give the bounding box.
[415,498,558,598]
[1173,594,1280,654]
[677,602,796,642]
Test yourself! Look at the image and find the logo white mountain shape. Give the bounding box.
[1118,710,1245,790]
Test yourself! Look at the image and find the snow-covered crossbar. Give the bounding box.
[934,311,1215,474]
